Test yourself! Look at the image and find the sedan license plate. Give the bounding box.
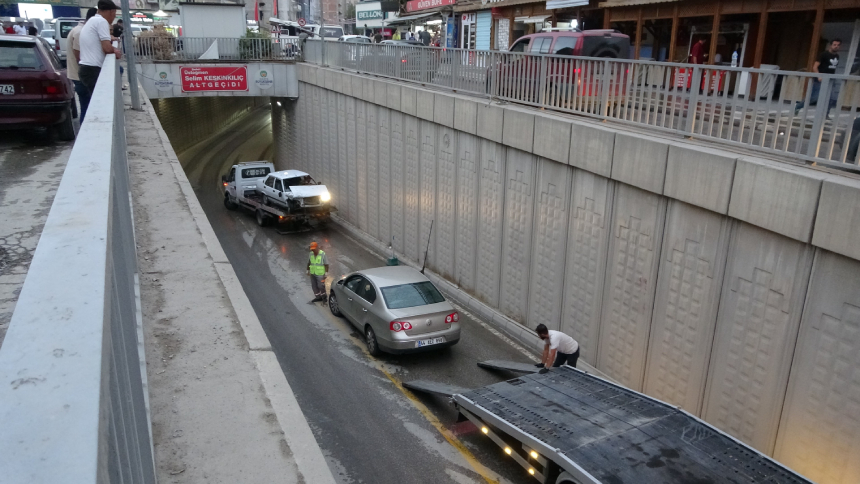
[0,85,14,95]
[415,337,445,348]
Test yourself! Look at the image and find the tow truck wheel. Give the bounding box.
[255,209,270,227]
[365,326,382,357]
[556,472,580,484]
[224,193,237,210]
[328,291,342,316]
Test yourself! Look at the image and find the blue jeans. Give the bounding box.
[72,79,91,123]
[796,79,841,116]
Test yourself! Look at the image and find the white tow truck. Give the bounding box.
[222,161,333,228]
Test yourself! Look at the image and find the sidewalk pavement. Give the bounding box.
[125,92,337,483]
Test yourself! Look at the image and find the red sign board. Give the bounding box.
[406,0,455,12]
[180,66,248,92]
[298,17,306,26]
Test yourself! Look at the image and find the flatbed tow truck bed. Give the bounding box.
[412,364,813,484]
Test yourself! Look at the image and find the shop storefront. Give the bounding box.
[387,0,454,45]
[601,0,860,73]
[0,0,82,21]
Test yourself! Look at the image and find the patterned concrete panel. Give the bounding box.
[774,250,860,484]
[377,108,392,248]
[644,201,730,415]
[356,101,369,231]
[419,120,438,269]
[702,223,813,454]
[475,140,506,308]
[403,115,421,261]
[499,149,537,324]
[346,96,358,225]
[309,86,321,181]
[367,104,380,240]
[527,159,572,330]
[598,184,667,391]
[560,170,613,366]
[337,94,349,221]
[326,90,338,185]
[390,111,405,255]
[455,133,479,293]
[434,127,457,280]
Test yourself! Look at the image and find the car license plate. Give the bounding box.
[0,85,14,95]
[415,337,445,348]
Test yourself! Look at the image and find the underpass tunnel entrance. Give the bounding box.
[151,96,274,155]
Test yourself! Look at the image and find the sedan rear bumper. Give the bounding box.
[0,101,71,128]
[377,328,461,354]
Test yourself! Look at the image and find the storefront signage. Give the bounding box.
[406,0,456,13]
[357,9,383,21]
[17,0,79,6]
[180,66,248,92]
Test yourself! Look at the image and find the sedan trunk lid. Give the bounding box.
[389,302,455,336]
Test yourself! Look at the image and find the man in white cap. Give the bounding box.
[307,241,329,302]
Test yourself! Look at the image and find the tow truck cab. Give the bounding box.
[223,161,273,201]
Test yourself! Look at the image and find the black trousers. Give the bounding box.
[79,64,102,96]
[552,348,580,368]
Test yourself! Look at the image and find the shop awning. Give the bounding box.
[514,15,550,23]
[384,12,438,25]
[453,0,541,12]
[599,0,679,7]
[546,0,589,9]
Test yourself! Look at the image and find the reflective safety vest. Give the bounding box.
[309,251,326,276]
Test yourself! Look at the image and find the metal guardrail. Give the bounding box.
[135,36,301,62]
[0,56,156,483]
[305,39,860,168]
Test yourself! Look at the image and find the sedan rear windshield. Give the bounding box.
[382,281,445,309]
[0,42,44,70]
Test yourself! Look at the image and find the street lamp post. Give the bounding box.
[120,0,141,110]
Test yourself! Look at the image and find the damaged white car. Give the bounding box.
[256,170,332,213]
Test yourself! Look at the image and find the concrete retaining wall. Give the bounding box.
[275,64,860,484]
[151,96,269,153]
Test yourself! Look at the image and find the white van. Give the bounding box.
[52,17,84,66]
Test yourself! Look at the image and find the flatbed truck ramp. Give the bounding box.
[410,365,813,484]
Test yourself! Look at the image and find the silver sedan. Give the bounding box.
[328,266,461,355]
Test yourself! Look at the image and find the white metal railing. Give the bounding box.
[0,56,155,483]
[305,39,860,168]
[135,36,301,62]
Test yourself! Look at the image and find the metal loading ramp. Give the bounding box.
[453,367,813,484]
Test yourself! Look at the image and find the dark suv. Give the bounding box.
[0,34,77,140]
[489,29,630,104]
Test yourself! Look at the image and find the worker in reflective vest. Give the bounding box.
[307,241,329,302]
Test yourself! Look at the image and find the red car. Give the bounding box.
[0,34,77,140]
[489,29,631,106]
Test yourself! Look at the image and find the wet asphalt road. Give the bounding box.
[175,106,539,484]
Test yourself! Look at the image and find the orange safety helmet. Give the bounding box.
[309,241,319,250]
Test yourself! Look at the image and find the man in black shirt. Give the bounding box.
[795,39,841,117]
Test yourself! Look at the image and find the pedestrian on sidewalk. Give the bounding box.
[534,324,580,369]
[795,39,841,118]
[67,8,97,123]
[307,241,329,302]
[78,0,122,99]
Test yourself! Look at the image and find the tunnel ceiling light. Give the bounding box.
[481,427,489,434]
[528,468,535,475]
[504,447,512,455]
[276,101,282,106]
[530,450,538,459]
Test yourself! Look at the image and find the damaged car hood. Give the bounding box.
[288,185,329,198]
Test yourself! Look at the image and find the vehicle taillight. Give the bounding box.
[401,58,407,63]
[445,312,459,324]
[42,80,63,95]
[390,321,412,332]
[54,39,59,50]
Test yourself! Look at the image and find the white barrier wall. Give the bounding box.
[274,64,860,484]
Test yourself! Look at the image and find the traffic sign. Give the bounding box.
[297,17,306,27]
